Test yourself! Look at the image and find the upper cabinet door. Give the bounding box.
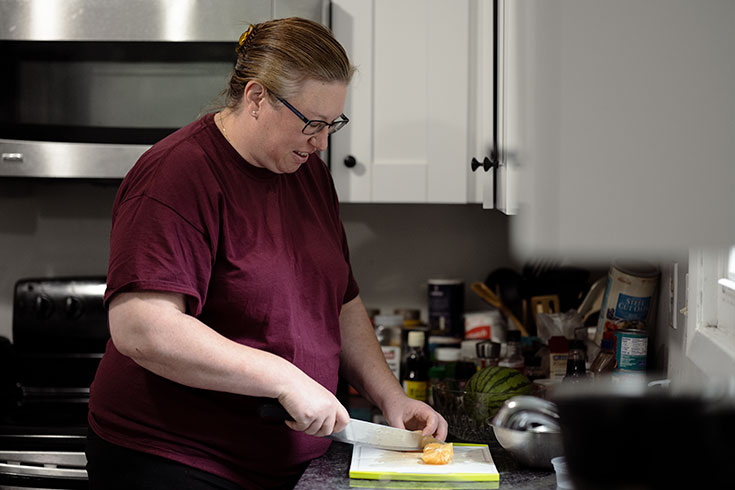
[469,0,497,209]
[331,0,471,203]
[506,0,735,259]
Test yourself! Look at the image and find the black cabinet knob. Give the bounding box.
[471,156,496,172]
[343,155,357,168]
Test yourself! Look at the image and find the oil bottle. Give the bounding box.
[402,331,429,402]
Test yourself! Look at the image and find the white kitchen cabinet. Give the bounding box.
[501,0,735,259]
[331,0,474,203]
[469,0,497,209]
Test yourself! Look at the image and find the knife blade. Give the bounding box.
[258,403,428,451]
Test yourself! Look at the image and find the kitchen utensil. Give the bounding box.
[490,396,564,469]
[470,282,529,336]
[576,277,606,324]
[258,403,427,451]
[349,443,499,482]
[522,265,591,311]
[530,294,560,325]
[484,267,525,322]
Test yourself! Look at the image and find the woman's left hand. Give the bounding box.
[382,396,448,441]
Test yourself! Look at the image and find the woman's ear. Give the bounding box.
[243,81,266,116]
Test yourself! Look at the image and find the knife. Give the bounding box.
[258,403,429,451]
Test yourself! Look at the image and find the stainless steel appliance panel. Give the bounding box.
[1,140,149,179]
[0,0,329,179]
[1,0,328,42]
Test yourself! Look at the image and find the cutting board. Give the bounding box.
[349,443,499,484]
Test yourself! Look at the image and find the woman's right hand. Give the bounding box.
[276,373,350,437]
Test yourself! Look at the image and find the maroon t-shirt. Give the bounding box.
[88,113,359,489]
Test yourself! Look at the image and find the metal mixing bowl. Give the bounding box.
[490,396,565,469]
[432,386,526,443]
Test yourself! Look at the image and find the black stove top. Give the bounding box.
[3,279,109,423]
[0,277,107,487]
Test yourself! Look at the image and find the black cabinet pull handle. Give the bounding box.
[344,155,357,168]
[471,156,496,172]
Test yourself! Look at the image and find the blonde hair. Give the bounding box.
[224,17,354,108]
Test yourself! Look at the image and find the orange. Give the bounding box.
[421,442,454,465]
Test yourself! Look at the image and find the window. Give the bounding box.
[686,246,735,375]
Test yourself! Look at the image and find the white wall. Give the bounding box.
[0,181,519,341]
[0,180,116,340]
[341,203,519,319]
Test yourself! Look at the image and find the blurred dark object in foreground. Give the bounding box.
[552,376,735,490]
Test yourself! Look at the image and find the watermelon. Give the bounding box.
[465,366,533,394]
[463,366,533,422]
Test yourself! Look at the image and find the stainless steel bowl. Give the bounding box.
[490,396,565,469]
[432,386,533,443]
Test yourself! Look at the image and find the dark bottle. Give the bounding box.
[564,339,587,381]
[402,331,429,402]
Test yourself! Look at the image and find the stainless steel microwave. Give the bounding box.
[0,0,329,179]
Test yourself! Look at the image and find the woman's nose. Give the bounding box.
[309,128,329,152]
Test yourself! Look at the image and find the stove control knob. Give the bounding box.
[33,295,54,319]
[65,296,84,320]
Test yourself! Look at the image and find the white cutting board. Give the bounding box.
[349,443,499,482]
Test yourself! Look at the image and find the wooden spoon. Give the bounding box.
[471,282,529,337]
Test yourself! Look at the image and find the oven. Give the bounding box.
[0,277,108,489]
[0,0,329,179]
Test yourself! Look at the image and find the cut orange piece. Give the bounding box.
[421,442,454,465]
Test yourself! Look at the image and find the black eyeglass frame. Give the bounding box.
[273,94,349,135]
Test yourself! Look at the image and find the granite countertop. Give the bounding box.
[294,440,558,490]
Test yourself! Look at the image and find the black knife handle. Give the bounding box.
[258,402,294,421]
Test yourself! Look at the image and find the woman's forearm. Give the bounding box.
[338,295,406,412]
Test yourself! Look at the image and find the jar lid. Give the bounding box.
[435,347,461,362]
[407,331,425,347]
[428,336,462,345]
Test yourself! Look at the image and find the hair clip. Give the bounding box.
[238,25,255,47]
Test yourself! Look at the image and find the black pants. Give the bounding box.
[86,427,248,490]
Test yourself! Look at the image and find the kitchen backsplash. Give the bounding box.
[0,181,519,340]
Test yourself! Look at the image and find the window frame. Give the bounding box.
[685,247,735,375]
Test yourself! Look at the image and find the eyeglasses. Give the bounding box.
[274,94,349,136]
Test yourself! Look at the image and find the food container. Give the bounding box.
[428,279,464,337]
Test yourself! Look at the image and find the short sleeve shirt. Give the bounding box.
[88,113,359,489]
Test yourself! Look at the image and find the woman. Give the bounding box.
[86,17,447,490]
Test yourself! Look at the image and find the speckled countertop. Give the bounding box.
[294,440,559,490]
